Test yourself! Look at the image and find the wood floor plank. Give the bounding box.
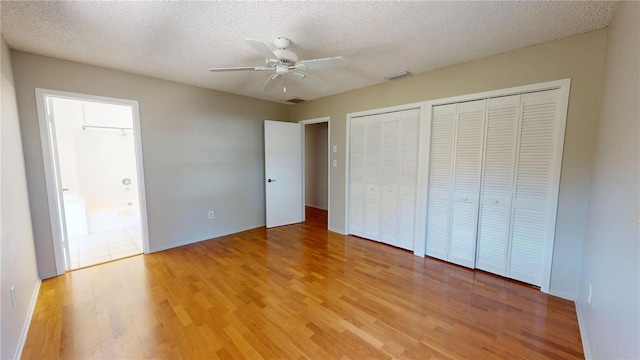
[21,207,583,359]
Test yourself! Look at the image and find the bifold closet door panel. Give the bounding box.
[364,115,383,241]
[476,95,520,276]
[448,100,485,268]
[349,117,367,237]
[426,104,455,260]
[380,112,401,246]
[508,89,560,286]
[349,109,421,251]
[397,109,421,250]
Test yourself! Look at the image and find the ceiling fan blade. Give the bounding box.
[291,72,331,92]
[208,66,270,72]
[245,38,279,62]
[261,74,281,92]
[294,56,348,71]
[288,71,304,80]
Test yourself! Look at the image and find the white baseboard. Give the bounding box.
[575,301,592,359]
[149,222,266,253]
[15,279,42,360]
[305,204,328,211]
[328,226,347,235]
[549,288,577,301]
[39,270,59,280]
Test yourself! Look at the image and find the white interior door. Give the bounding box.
[364,115,383,241]
[380,112,401,246]
[397,109,421,251]
[507,89,561,286]
[349,117,367,237]
[476,95,520,276]
[264,120,303,228]
[426,104,455,260]
[448,100,485,268]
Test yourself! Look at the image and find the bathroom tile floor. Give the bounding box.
[67,225,142,269]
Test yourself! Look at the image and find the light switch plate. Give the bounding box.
[332,159,337,167]
[332,145,337,153]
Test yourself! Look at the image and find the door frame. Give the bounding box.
[34,88,150,275]
[298,117,331,228]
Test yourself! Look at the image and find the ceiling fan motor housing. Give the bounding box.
[274,48,298,66]
[274,37,291,49]
[273,37,298,66]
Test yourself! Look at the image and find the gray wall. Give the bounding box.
[11,51,290,278]
[1,35,40,359]
[291,29,608,299]
[305,122,328,210]
[577,2,639,358]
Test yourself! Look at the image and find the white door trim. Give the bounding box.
[418,78,571,293]
[34,88,151,275]
[298,117,331,228]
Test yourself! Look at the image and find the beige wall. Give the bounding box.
[578,2,639,358]
[1,35,40,359]
[291,29,608,299]
[11,51,290,278]
[305,122,328,210]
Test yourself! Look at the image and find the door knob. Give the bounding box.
[267,179,276,183]
[493,200,499,204]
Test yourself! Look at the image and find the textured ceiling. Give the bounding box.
[1,1,617,104]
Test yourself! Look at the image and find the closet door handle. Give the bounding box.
[493,200,499,204]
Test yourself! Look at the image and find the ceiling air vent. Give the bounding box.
[385,71,411,80]
[286,97,308,104]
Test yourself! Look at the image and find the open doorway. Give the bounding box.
[300,117,330,229]
[36,89,149,272]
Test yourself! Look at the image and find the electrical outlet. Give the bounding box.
[208,210,214,220]
[588,283,592,304]
[10,285,15,307]
[332,159,337,167]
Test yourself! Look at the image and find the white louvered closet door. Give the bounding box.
[364,115,383,241]
[507,90,560,286]
[397,109,420,250]
[476,95,520,276]
[448,100,485,268]
[349,116,367,237]
[349,108,421,251]
[380,112,401,246]
[426,104,456,260]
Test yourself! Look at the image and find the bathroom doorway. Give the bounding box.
[36,89,149,271]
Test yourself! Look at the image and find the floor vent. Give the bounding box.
[286,97,308,104]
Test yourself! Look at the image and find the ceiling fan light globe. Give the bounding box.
[275,66,289,76]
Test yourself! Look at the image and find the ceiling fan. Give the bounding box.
[208,37,348,93]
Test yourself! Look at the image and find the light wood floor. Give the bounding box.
[22,207,583,359]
